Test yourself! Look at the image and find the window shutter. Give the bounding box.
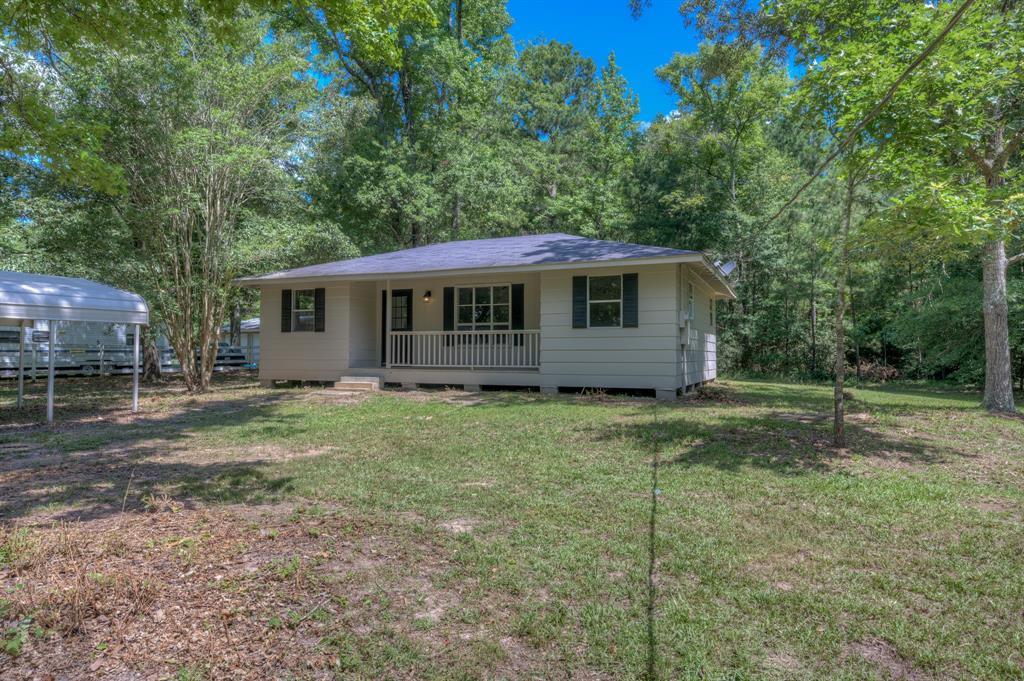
[572,276,587,328]
[623,273,639,328]
[511,284,525,330]
[280,289,292,333]
[314,288,326,332]
[443,287,455,331]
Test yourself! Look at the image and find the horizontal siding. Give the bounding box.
[541,336,680,351]
[348,282,377,367]
[680,264,719,386]
[539,264,680,391]
[259,283,349,381]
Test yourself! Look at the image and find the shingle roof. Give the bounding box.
[239,233,700,283]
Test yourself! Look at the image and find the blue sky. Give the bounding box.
[506,0,701,123]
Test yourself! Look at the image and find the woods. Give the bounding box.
[2,0,1022,411]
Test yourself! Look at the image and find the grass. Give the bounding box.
[1,374,1023,679]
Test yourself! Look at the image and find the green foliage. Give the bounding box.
[6,0,1022,389]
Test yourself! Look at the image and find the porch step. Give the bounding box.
[328,376,380,392]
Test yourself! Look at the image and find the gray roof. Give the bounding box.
[221,318,260,333]
[239,233,701,283]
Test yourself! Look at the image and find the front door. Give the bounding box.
[381,289,413,366]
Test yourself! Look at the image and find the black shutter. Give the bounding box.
[511,284,525,330]
[281,289,292,333]
[572,276,587,328]
[314,288,326,332]
[443,287,455,330]
[623,273,638,328]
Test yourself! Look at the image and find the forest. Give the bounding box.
[2,0,1022,409]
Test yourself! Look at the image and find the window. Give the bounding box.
[391,290,412,331]
[457,285,510,330]
[293,289,315,332]
[588,275,622,327]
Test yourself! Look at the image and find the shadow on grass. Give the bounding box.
[0,378,308,523]
[595,408,974,477]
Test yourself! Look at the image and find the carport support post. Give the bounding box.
[16,320,25,407]
[132,323,140,413]
[46,320,56,424]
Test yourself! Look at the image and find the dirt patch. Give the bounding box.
[774,412,829,424]
[439,518,476,534]
[971,498,1017,514]
[0,501,500,679]
[842,638,930,681]
[764,650,802,672]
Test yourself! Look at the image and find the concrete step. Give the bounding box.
[328,376,380,392]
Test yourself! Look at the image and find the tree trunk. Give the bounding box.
[833,174,855,448]
[451,192,462,240]
[850,284,861,381]
[809,264,817,376]
[982,238,1015,412]
[230,302,241,347]
[141,325,162,382]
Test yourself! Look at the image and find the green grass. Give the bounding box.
[2,375,1023,678]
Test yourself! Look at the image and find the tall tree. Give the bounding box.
[649,0,1024,411]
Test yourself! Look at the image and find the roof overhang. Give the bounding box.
[236,252,736,299]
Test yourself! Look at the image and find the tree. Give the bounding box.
[651,0,1023,412]
[0,0,430,192]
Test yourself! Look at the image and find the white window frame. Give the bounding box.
[456,283,512,331]
[587,274,623,328]
[293,289,315,332]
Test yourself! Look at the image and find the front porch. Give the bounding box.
[386,329,540,369]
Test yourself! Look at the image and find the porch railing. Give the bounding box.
[389,330,540,369]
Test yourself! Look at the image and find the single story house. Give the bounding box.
[236,233,735,399]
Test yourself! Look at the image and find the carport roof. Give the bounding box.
[0,271,150,325]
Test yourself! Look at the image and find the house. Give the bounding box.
[235,233,735,399]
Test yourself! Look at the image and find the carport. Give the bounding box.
[0,272,150,423]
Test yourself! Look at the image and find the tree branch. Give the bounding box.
[1007,252,1024,267]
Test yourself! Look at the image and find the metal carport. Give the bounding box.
[0,272,150,423]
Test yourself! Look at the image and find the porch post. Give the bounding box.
[16,320,25,407]
[385,279,392,368]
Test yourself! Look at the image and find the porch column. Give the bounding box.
[16,320,25,407]
[385,279,392,368]
[46,320,56,424]
[132,323,140,413]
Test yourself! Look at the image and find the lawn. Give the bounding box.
[1,375,1022,679]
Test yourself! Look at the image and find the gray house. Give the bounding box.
[236,233,734,399]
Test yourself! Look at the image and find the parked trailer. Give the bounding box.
[0,322,253,379]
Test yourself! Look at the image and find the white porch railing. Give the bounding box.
[389,330,540,369]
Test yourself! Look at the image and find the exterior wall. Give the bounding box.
[258,283,350,381]
[255,265,720,390]
[680,265,718,386]
[538,263,681,392]
[382,272,542,332]
[347,281,378,368]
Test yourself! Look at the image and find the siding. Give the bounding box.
[347,281,377,367]
[385,272,541,332]
[680,265,718,386]
[539,264,681,391]
[258,283,350,381]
